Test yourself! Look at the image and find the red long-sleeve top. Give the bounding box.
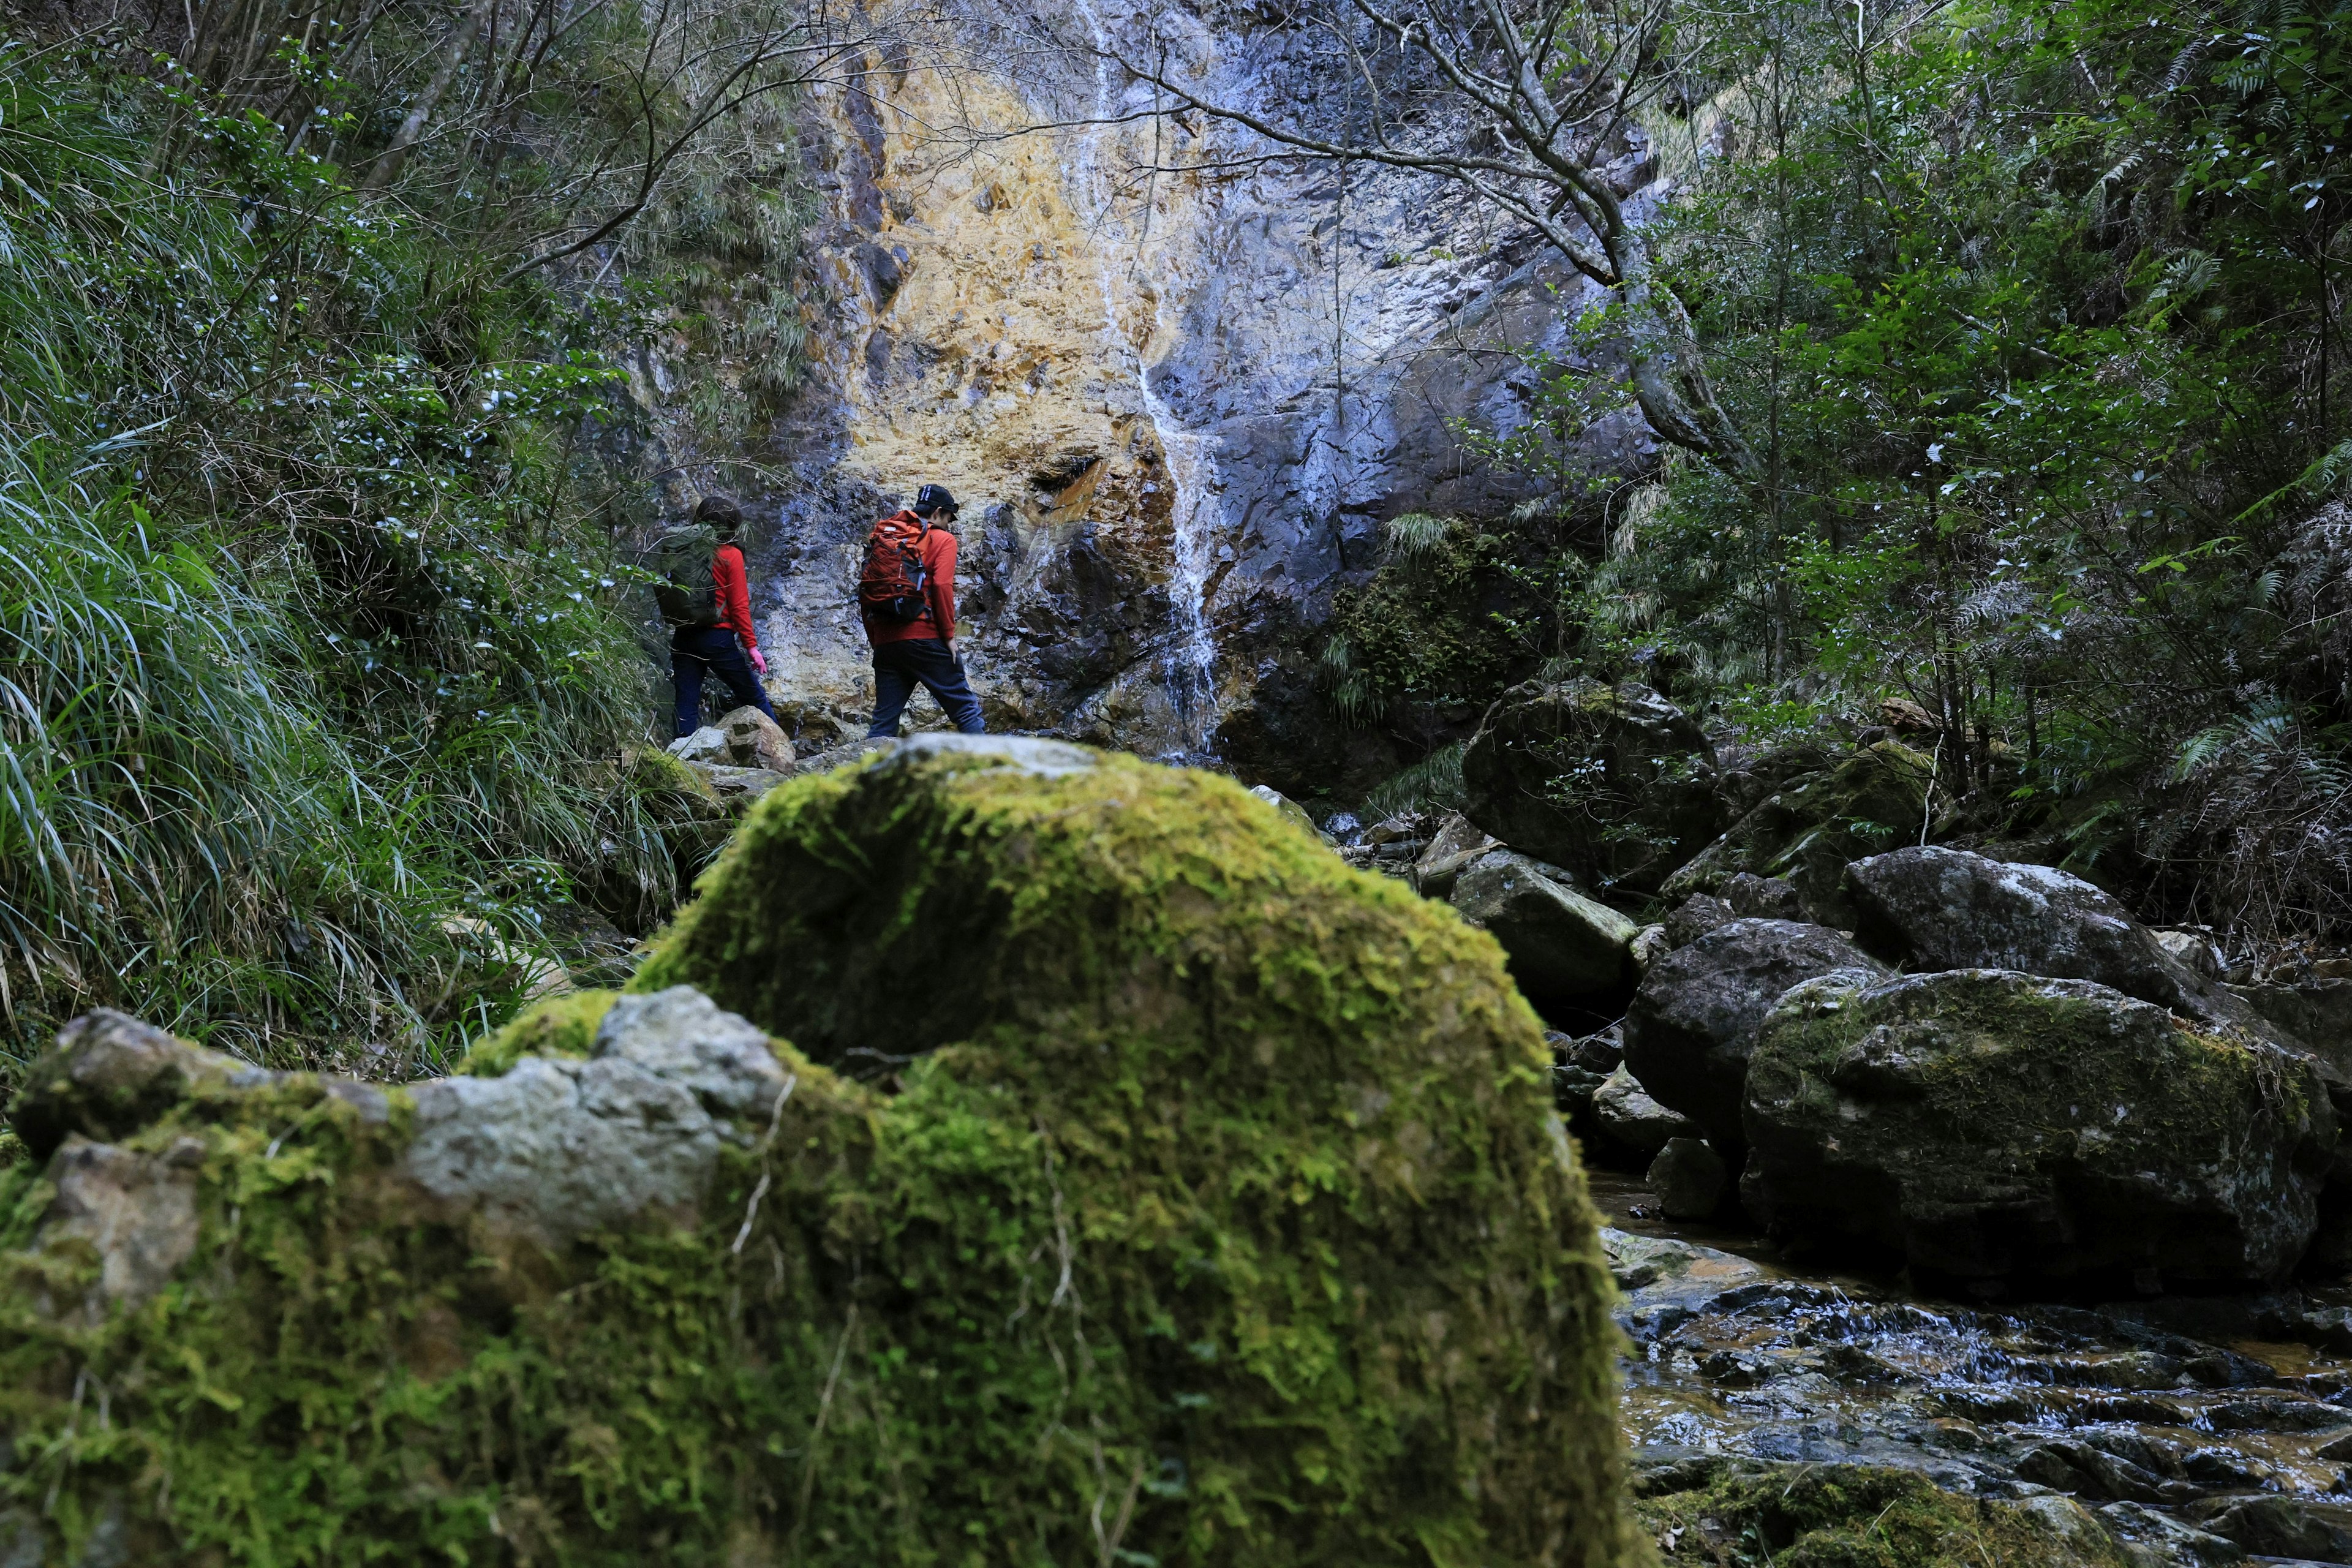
[861,516,959,646]
[712,541,758,650]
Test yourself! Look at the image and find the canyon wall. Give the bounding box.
[679,0,1660,793]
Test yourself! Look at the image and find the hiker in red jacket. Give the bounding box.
[859,483,986,737]
[666,494,777,739]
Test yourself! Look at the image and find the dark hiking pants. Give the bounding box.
[672,626,775,739]
[867,637,985,737]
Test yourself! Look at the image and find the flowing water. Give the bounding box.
[1589,1170,2352,1556]
[1068,0,1223,753]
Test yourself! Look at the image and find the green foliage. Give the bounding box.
[1321,519,1539,729]
[1494,0,2352,937]
[0,752,1635,1566]
[0,47,736,1078]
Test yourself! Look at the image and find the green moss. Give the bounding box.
[1635,1463,2128,1567]
[0,1132,20,1169]
[1662,739,1936,918]
[1322,522,1532,723]
[0,746,1635,1566]
[456,989,619,1076]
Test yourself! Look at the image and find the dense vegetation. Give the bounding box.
[0,0,829,1084]
[1325,1,2352,945]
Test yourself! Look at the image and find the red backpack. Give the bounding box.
[859,512,931,622]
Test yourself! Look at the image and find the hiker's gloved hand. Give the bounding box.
[748,646,768,676]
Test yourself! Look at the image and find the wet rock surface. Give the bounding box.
[1601,1203,2352,1566]
[1847,847,2232,1020]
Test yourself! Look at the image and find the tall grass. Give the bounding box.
[0,48,694,1082]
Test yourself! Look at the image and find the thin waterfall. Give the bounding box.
[1069,0,1221,752]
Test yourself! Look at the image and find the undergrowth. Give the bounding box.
[0,47,733,1084]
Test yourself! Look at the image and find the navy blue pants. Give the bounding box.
[672,626,775,738]
[867,638,985,737]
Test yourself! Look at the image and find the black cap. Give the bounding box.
[914,483,959,517]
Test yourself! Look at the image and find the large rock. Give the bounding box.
[1662,740,1936,927]
[0,739,1641,1563]
[1742,969,2338,1286]
[1621,919,1888,1155]
[1449,849,1640,1003]
[1460,679,1724,894]
[1844,847,2249,1031]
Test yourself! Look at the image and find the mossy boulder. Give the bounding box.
[1660,741,1936,928]
[1635,1460,2130,1567]
[1460,679,1724,895]
[1742,969,2337,1287]
[1845,847,2230,1020]
[0,735,1635,1566]
[1621,919,1886,1157]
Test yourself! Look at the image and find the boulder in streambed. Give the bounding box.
[1646,1137,1729,1220]
[1449,848,1641,1005]
[1460,678,1724,894]
[1844,846,2240,1025]
[0,735,1639,1564]
[1593,1063,1702,1163]
[1621,918,1888,1156]
[718,703,794,772]
[1742,969,2337,1287]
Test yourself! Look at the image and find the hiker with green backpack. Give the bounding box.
[654,493,777,739]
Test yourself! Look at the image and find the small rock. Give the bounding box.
[1245,784,1317,835]
[1593,1065,1701,1161]
[1719,872,1806,921]
[401,987,790,1246]
[698,764,788,805]
[667,725,729,764]
[1450,850,1638,1001]
[12,1010,248,1160]
[1629,924,1670,974]
[1662,894,1733,949]
[1411,813,1499,900]
[1646,1137,1728,1219]
[2098,1501,2247,1567]
[2152,929,2226,982]
[2199,1494,2352,1562]
[717,705,793,772]
[39,1135,205,1314]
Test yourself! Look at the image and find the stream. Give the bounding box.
[1589,1167,2352,1559]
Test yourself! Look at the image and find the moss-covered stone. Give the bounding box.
[455,988,619,1076]
[1661,741,1936,926]
[1743,970,2337,1286]
[1635,1461,2130,1567]
[0,737,1634,1566]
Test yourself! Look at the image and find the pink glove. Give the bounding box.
[748,646,768,676]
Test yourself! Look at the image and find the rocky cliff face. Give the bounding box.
[675,0,1657,788]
